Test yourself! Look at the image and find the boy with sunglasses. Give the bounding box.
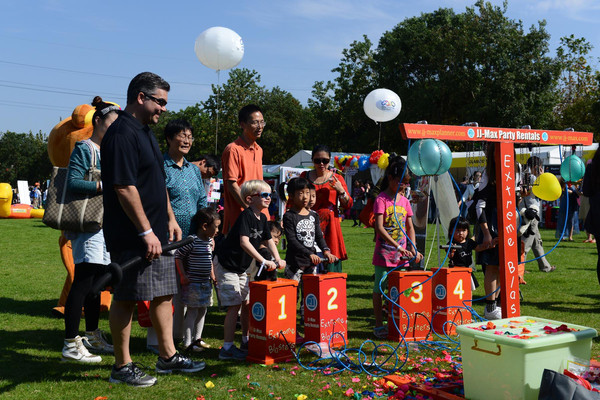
[214,180,285,360]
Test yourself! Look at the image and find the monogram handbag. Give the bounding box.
[43,140,103,232]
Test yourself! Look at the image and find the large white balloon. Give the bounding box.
[194,27,244,71]
[363,88,402,123]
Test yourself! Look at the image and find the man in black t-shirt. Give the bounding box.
[101,72,204,387]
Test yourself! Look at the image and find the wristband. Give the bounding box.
[138,228,153,237]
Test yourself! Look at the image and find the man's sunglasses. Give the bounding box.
[142,92,167,107]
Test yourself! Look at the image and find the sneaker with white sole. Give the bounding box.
[156,352,206,374]
[484,307,502,320]
[218,345,247,361]
[62,335,102,363]
[109,362,157,387]
[82,329,114,354]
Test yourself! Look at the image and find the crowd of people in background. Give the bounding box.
[48,71,600,387]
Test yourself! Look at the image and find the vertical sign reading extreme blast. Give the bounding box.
[496,143,519,317]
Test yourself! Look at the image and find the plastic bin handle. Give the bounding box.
[473,334,496,343]
[471,339,501,356]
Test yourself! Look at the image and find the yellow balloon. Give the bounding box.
[532,172,561,201]
[377,153,390,170]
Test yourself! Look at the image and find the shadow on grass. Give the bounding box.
[0,327,238,395]
[0,329,108,394]
[521,300,600,314]
[577,293,600,301]
[0,297,59,319]
[31,222,51,228]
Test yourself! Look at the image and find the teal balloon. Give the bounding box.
[560,155,585,182]
[407,141,425,176]
[408,139,452,176]
[438,140,453,174]
[358,156,370,171]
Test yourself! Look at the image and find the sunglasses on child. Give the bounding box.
[251,192,272,199]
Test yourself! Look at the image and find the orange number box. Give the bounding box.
[302,273,348,346]
[247,279,298,365]
[387,270,432,341]
[431,267,472,335]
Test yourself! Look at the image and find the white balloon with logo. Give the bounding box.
[363,88,402,123]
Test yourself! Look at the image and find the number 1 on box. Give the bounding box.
[278,295,287,320]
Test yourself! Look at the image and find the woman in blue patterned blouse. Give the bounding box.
[163,119,207,347]
[164,119,207,237]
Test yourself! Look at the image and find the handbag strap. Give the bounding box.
[78,140,99,231]
[83,139,100,180]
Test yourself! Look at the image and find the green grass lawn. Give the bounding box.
[1,218,599,399]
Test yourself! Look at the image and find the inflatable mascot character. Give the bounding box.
[47,102,112,316]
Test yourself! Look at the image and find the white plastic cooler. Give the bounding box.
[457,316,597,400]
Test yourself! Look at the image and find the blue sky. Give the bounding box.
[1,0,599,135]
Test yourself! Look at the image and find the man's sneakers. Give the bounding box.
[109,354,204,387]
[156,352,206,374]
[61,335,102,363]
[110,363,157,387]
[219,345,247,361]
[82,329,114,354]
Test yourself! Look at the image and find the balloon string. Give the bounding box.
[215,70,220,154]
[378,122,382,149]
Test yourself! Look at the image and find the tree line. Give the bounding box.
[2,1,599,186]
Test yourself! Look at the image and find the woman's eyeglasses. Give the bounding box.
[313,158,330,165]
[252,192,272,199]
[175,133,194,142]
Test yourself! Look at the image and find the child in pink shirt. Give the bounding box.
[372,157,423,338]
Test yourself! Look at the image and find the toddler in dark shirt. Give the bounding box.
[447,217,496,289]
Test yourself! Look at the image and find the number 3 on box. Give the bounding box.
[410,281,423,303]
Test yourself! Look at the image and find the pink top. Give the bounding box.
[372,191,413,267]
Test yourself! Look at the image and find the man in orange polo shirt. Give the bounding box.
[221,104,269,234]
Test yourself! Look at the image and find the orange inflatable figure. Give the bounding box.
[48,104,111,316]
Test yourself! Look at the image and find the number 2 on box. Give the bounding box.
[327,287,338,310]
[453,279,464,300]
[278,295,287,320]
